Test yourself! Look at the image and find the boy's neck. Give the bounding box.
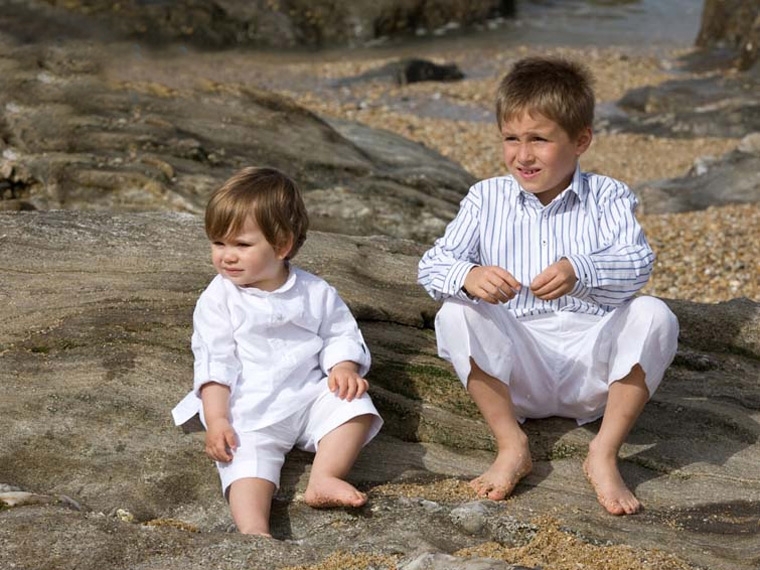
[244,262,291,292]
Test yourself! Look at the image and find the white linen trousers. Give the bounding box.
[435,295,679,425]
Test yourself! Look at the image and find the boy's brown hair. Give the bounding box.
[495,56,595,138]
[205,167,309,260]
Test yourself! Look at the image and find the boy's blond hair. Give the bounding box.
[495,56,595,138]
[205,167,309,260]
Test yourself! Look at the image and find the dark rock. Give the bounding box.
[25,0,516,48]
[332,58,465,88]
[395,59,466,85]
[696,0,760,70]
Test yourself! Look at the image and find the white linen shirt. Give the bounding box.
[418,166,655,318]
[172,266,370,432]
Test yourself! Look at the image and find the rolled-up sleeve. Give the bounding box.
[191,280,241,395]
[318,285,371,377]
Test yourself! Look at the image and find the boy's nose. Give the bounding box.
[517,144,534,162]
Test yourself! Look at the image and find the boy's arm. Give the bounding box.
[191,280,241,397]
[418,187,483,301]
[562,181,654,306]
[191,279,241,462]
[317,285,371,378]
[200,382,237,462]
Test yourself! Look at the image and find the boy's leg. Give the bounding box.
[467,358,532,500]
[227,477,277,536]
[304,414,374,508]
[582,297,678,515]
[584,364,648,515]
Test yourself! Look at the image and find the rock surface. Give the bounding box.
[22,0,515,48]
[1,2,759,570]
[696,0,760,70]
[0,33,471,243]
[1,211,759,570]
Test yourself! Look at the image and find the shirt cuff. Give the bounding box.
[321,340,371,377]
[444,261,479,300]
[192,361,240,395]
[565,254,595,300]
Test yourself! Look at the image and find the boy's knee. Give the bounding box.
[628,297,679,357]
[630,296,678,333]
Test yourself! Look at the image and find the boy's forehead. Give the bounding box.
[225,214,260,237]
[501,109,559,131]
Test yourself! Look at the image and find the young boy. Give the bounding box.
[418,57,678,515]
[172,167,383,536]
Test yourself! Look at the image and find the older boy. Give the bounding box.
[418,57,678,515]
[173,167,383,535]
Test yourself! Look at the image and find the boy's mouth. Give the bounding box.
[518,167,541,178]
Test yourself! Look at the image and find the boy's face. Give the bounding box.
[210,216,291,291]
[501,110,592,206]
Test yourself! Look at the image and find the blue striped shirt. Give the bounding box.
[418,166,654,318]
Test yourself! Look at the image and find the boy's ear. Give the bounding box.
[575,127,593,155]
[276,235,294,260]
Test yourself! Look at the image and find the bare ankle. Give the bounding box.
[236,523,272,537]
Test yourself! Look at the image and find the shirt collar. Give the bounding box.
[516,163,586,210]
[239,263,298,297]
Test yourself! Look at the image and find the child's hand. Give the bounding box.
[204,418,237,463]
[530,258,577,300]
[328,361,369,401]
[463,266,522,304]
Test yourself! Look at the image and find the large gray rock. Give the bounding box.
[1,211,759,570]
[634,139,760,214]
[604,68,760,140]
[0,29,471,243]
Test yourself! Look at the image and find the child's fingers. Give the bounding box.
[336,377,348,399]
[224,429,238,453]
[327,373,338,393]
[344,380,359,401]
[355,378,369,398]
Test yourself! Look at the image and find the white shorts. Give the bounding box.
[435,296,679,425]
[216,387,382,495]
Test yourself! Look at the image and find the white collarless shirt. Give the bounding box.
[418,166,655,318]
[172,266,370,432]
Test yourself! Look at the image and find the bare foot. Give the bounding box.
[304,476,367,508]
[470,446,532,501]
[235,524,273,537]
[583,447,641,515]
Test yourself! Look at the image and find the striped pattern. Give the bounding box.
[418,166,655,317]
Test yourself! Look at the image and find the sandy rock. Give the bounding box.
[1,210,759,570]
